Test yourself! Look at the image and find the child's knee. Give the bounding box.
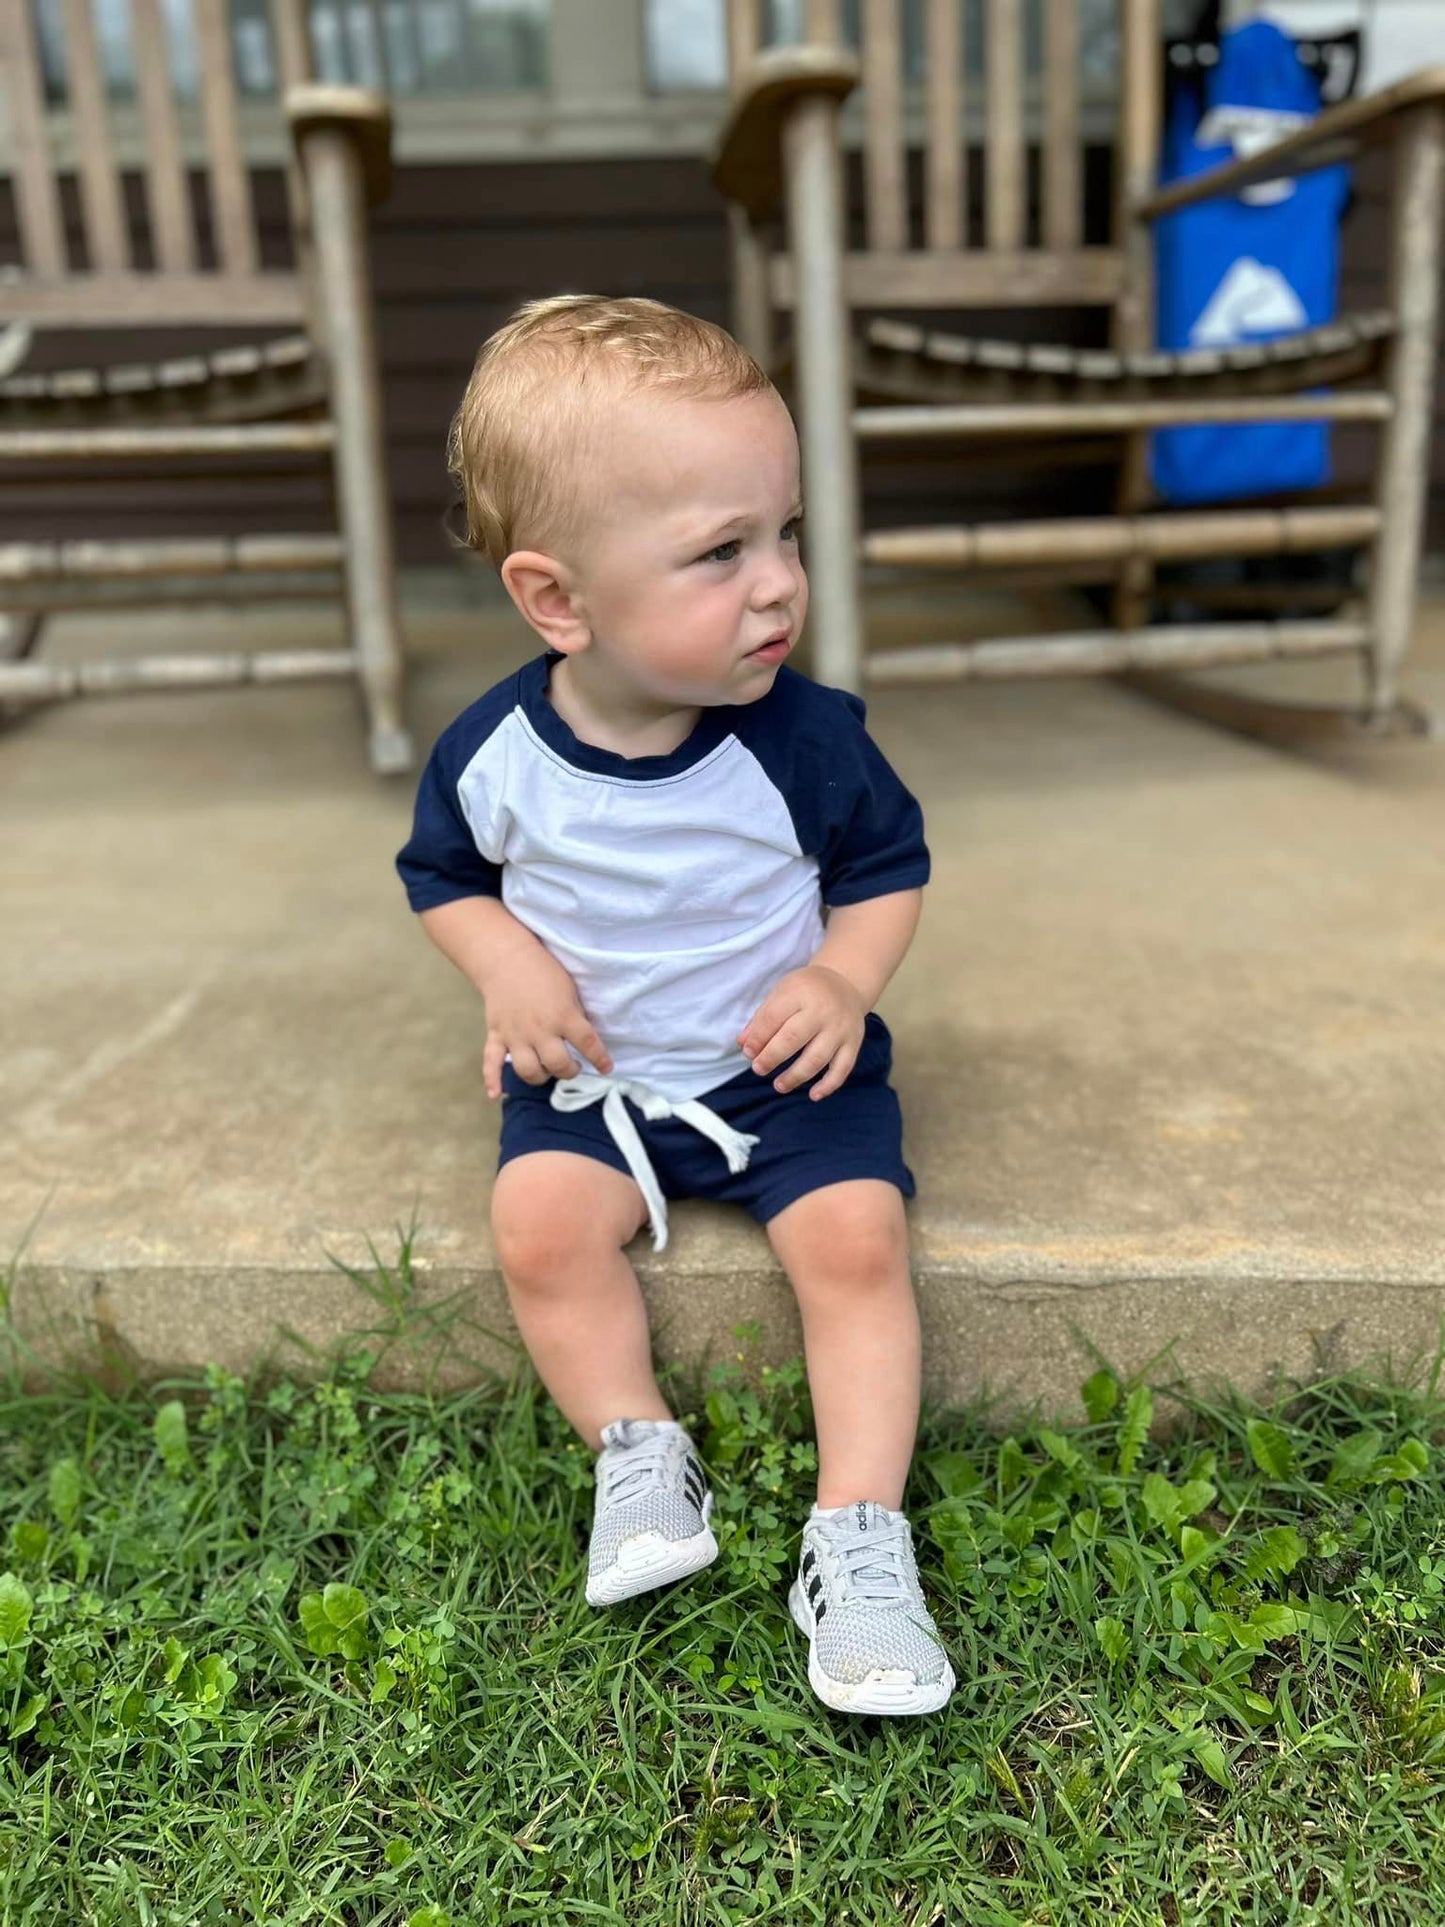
[779,1188,910,1300]
[491,1156,642,1290]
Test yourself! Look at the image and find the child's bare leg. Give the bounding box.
[491,1150,671,1449]
[765,1179,920,1510]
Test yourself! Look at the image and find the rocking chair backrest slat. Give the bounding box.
[270,0,315,88]
[1042,0,1081,248]
[1114,0,1161,350]
[728,0,760,81]
[861,0,907,251]
[984,0,1024,249]
[1,0,315,321]
[130,0,197,273]
[724,0,1156,318]
[194,0,258,275]
[363,0,391,88]
[60,0,131,270]
[1,0,66,275]
[269,0,316,273]
[805,0,842,41]
[923,0,964,251]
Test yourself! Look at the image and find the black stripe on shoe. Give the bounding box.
[806,1575,824,1607]
[801,1548,817,1581]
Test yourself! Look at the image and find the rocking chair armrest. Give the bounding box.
[286,85,394,208]
[1133,65,1445,223]
[712,46,860,224]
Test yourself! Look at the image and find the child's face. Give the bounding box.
[566,386,807,707]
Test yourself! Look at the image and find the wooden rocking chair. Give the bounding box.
[0,0,412,773]
[713,0,1445,748]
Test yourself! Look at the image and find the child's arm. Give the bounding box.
[737,887,922,1102]
[420,897,613,1100]
[810,889,922,1008]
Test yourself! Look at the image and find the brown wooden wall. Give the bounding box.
[4,145,1442,563]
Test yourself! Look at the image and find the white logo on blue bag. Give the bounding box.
[1189,256,1308,347]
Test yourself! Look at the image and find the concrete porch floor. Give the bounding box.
[5,575,1445,1424]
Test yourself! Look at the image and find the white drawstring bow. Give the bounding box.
[549,1072,759,1252]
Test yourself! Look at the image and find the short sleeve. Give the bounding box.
[395,737,503,913]
[819,690,930,907]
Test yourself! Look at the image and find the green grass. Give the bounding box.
[3,1242,1445,1925]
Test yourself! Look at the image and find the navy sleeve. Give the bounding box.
[737,670,930,907]
[395,713,505,914]
[818,689,930,907]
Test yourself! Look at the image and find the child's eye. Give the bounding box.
[700,539,741,564]
[782,517,802,544]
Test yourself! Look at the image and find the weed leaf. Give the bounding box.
[154,1401,192,1475]
[1327,1426,1384,1485]
[1117,1386,1154,1477]
[1246,1419,1296,1481]
[0,1572,32,1648]
[47,1458,81,1527]
[1081,1368,1121,1424]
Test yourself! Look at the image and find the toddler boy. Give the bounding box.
[396,295,953,1717]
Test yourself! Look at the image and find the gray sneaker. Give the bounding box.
[788,1501,956,1715]
[585,1418,719,1607]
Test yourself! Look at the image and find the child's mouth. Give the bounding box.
[748,634,791,662]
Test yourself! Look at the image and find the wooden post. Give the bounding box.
[861,0,907,252]
[1,0,67,275]
[271,0,322,338]
[728,207,776,367]
[783,93,864,692]
[1367,104,1445,712]
[59,0,130,271]
[924,0,964,252]
[724,1,774,365]
[131,0,197,272]
[985,0,1024,251]
[296,123,412,772]
[1111,0,1161,632]
[0,614,44,663]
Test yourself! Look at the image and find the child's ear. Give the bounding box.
[500,550,590,654]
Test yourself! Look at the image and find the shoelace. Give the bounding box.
[600,1431,682,1507]
[549,1072,759,1253]
[826,1522,918,1605]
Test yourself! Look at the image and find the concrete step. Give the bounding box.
[6,579,1445,1423]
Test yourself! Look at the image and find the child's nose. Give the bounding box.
[751,551,799,610]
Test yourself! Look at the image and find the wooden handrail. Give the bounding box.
[712,46,860,223]
[286,86,394,208]
[1134,66,1445,222]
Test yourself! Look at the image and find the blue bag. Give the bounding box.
[1151,20,1351,505]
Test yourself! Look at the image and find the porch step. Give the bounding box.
[5,591,1445,1426]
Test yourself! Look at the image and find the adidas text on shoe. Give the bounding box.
[585,1418,719,1607]
[789,1500,955,1716]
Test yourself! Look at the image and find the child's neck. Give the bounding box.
[548,654,700,760]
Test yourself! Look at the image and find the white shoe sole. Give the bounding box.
[585,1523,719,1607]
[788,1579,956,1716]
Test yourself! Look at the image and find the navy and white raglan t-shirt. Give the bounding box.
[396,650,929,1107]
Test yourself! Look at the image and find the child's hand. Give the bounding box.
[737,965,866,1101]
[480,946,612,1100]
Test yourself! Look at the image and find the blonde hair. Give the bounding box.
[447,294,774,569]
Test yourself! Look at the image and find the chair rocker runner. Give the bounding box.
[0,0,412,773]
[713,0,1445,748]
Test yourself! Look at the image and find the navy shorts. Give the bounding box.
[498,1011,917,1227]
